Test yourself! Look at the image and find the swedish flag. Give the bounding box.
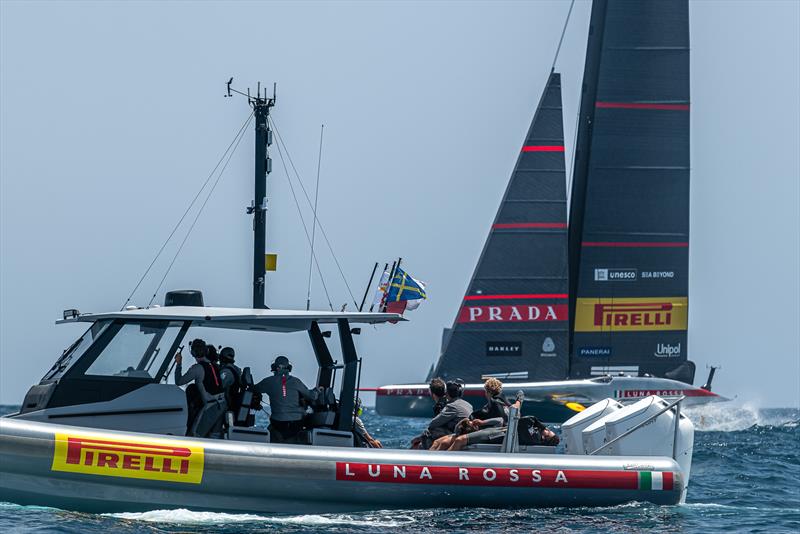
[386,267,427,302]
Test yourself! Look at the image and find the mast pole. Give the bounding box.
[567,0,607,358]
[239,82,276,309]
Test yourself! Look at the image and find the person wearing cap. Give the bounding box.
[255,355,319,443]
[174,338,224,435]
[417,380,471,449]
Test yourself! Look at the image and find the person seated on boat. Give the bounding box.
[174,338,225,436]
[255,355,319,444]
[429,377,510,450]
[435,393,524,452]
[430,377,447,416]
[416,380,472,450]
[353,398,382,448]
[410,377,447,449]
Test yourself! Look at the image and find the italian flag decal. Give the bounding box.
[638,471,674,491]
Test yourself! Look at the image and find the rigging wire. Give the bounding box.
[306,124,325,311]
[269,117,360,310]
[121,111,255,310]
[272,133,334,311]
[550,0,576,72]
[147,113,254,307]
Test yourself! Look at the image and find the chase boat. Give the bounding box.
[1,295,695,513]
[1,74,695,514]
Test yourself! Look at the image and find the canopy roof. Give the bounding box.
[57,306,405,333]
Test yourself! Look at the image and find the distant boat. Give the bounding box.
[375,0,727,421]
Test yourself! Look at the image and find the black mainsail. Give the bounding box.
[568,0,694,383]
[433,72,569,382]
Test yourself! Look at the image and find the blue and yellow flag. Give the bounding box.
[386,267,427,303]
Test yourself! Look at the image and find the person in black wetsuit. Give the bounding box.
[174,338,224,436]
[218,346,243,415]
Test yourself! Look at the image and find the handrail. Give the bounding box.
[588,396,685,456]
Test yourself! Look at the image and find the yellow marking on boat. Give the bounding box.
[51,431,205,484]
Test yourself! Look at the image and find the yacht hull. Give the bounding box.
[374,376,726,421]
[1,418,684,513]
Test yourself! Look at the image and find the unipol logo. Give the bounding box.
[457,305,567,324]
[654,343,681,358]
[51,433,204,484]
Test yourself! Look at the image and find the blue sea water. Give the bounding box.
[0,404,797,533]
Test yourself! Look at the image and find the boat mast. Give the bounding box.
[567,0,608,358]
[227,79,276,309]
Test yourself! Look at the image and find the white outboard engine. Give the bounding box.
[561,398,623,455]
[578,396,694,499]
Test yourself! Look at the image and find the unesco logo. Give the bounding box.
[594,268,637,282]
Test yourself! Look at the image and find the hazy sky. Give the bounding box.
[1,0,798,407]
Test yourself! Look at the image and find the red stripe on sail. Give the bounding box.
[463,294,568,301]
[493,222,567,229]
[582,242,688,248]
[521,145,565,152]
[595,101,690,111]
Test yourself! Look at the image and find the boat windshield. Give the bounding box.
[42,320,111,381]
[83,321,183,379]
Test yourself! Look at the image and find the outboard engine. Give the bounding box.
[581,395,694,498]
[561,398,623,454]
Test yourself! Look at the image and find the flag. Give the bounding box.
[370,269,391,311]
[384,267,427,314]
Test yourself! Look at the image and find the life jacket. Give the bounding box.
[199,360,224,396]
[221,363,244,411]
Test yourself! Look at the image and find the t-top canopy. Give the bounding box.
[56,306,405,333]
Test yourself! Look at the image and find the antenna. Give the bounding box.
[226,77,277,309]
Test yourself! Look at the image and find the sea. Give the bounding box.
[0,404,797,533]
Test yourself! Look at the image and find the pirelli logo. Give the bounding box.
[51,432,205,484]
[574,297,688,332]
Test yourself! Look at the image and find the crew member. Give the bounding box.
[410,377,447,449]
[218,347,243,414]
[255,355,319,443]
[353,398,382,448]
[418,380,471,449]
[174,338,224,436]
[430,377,509,450]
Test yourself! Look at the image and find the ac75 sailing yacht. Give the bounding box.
[375,0,727,421]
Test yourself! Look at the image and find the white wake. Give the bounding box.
[108,508,416,527]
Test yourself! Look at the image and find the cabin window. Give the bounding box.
[42,320,112,381]
[83,321,182,379]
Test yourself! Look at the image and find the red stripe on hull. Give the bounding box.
[493,222,567,229]
[463,294,568,301]
[521,145,565,152]
[582,242,688,248]
[336,462,671,491]
[595,102,690,111]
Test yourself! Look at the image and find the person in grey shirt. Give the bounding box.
[254,355,319,443]
[418,380,471,449]
[173,339,224,435]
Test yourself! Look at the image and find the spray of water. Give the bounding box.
[108,508,416,528]
[684,403,797,431]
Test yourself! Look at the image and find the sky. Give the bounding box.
[1,0,798,407]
